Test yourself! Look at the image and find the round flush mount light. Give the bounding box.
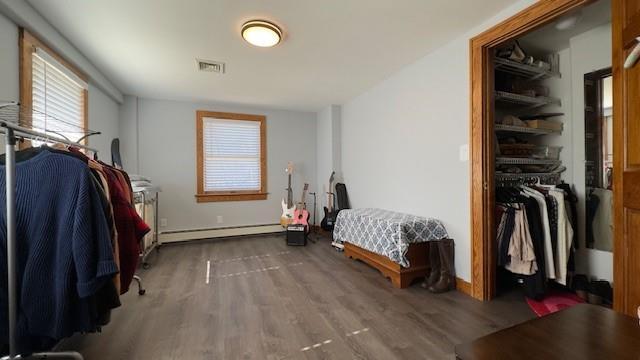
[555,12,582,31]
[241,20,282,48]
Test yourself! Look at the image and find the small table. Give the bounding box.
[455,304,640,360]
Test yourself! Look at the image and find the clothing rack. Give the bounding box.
[133,190,159,269]
[0,102,99,360]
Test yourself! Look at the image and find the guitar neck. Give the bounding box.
[327,184,333,211]
[287,174,293,206]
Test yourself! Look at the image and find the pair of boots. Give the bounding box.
[421,239,455,293]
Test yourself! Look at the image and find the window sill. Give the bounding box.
[195,192,268,203]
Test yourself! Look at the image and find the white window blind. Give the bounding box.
[32,47,87,143]
[202,117,262,192]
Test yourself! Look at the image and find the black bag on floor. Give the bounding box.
[335,183,350,211]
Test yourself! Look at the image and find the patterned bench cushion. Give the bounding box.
[333,208,449,268]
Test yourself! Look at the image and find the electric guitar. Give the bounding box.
[293,183,310,229]
[321,171,338,230]
[280,162,296,227]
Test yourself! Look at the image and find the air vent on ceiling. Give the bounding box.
[197,59,225,74]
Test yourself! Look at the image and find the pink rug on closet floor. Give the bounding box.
[526,291,585,317]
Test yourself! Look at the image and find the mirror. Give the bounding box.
[584,69,613,251]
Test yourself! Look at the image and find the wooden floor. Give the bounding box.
[60,234,534,359]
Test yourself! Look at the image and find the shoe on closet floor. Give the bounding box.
[572,274,589,301]
[588,280,613,305]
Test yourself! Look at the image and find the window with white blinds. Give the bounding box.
[31,47,87,143]
[201,117,263,192]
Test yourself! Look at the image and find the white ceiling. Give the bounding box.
[28,0,518,111]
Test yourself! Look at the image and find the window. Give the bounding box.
[19,29,88,145]
[196,111,267,202]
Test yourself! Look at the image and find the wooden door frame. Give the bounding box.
[469,0,596,300]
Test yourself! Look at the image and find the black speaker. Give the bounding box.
[286,224,307,246]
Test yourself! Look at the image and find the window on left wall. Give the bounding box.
[19,29,88,146]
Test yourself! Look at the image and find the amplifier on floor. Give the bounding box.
[286,224,307,246]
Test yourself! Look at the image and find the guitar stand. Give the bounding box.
[307,229,317,243]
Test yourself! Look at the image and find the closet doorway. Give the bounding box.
[469,0,640,316]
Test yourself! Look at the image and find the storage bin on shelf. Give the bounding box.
[524,119,563,131]
[533,146,562,160]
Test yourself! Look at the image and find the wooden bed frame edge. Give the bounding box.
[344,241,434,288]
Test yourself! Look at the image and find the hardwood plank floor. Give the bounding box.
[60,234,534,359]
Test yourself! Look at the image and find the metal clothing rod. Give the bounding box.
[0,120,98,153]
[5,128,17,358]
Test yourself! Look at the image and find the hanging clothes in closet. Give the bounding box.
[495,182,577,300]
[0,145,149,355]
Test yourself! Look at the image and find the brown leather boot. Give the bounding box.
[429,239,456,293]
[421,241,440,288]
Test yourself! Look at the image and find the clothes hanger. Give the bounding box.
[534,176,556,190]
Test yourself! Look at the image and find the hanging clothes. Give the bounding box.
[549,189,574,285]
[495,183,576,299]
[586,191,600,248]
[522,186,555,279]
[0,147,119,354]
[0,145,150,354]
[69,148,150,294]
[520,195,547,299]
[505,205,538,275]
[558,183,578,249]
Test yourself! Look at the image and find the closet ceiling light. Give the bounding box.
[555,13,581,31]
[241,20,282,47]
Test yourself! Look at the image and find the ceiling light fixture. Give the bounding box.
[555,12,582,31]
[241,20,282,48]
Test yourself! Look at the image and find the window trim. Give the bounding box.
[19,28,89,148]
[195,110,267,202]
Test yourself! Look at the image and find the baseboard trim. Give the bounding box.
[159,224,283,243]
[456,277,472,296]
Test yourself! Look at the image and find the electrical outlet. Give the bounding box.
[160,218,168,227]
[217,215,224,224]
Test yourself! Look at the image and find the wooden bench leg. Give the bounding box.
[390,274,402,288]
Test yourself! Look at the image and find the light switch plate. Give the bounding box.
[459,144,469,162]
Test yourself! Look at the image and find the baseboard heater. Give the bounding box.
[159,223,283,244]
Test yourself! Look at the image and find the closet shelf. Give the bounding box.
[494,124,561,135]
[494,57,561,80]
[496,157,561,165]
[495,91,561,108]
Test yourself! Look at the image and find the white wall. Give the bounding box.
[317,106,332,203]
[0,13,18,103]
[88,83,120,156]
[130,97,317,233]
[316,104,342,210]
[570,23,613,282]
[118,95,139,172]
[341,0,537,281]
